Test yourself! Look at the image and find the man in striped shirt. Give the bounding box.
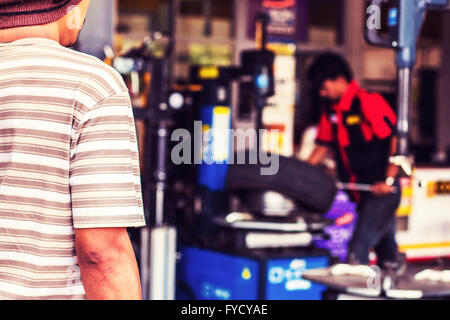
[0,0,146,299]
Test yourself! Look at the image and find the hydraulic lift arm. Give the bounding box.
[365,0,450,176]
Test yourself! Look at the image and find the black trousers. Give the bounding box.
[347,187,402,266]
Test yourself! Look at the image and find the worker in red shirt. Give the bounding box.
[307,53,403,269]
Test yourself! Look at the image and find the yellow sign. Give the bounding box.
[427,181,450,197]
[241,268,252,280]
[199,66,219,80]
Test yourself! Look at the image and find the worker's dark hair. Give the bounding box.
[307,52,353,93]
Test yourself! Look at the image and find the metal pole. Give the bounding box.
[139,227,150,300]
[149,226,177,300]
[155,123,169,227]
[139,58,154,300]
[254,12,270,152]
[260,13,269,51]
[255,97,264,153]
[397,67,411,156]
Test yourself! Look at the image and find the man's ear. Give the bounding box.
[65,4,83,31]
[59,0,90,32]
[57,1,90,46]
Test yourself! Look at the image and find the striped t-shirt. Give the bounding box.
[0,38,145,299]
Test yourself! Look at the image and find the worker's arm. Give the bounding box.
[371,136,399,196]
[386,136,400,178]
[75,227,142,300]
[308,145,330,166]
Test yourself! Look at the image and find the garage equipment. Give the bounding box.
[226,153,338,214]
[222,171,336,249]
[191,13,275,218]
[302,265,382,298]
[176,12,336,300]
[213,211,332,233]
[239,191,302,217]
[178,159,336,299]
[210,209,333,250]
[189,66,234,217]
[113,35,178,300]
[183,16,275,218]
[303,258,450,299]
[241,12,275,150]
[177,246,330,300]
[365,0,450,177]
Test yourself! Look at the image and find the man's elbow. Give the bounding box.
[75,228,134,269]
[75,235,132,277]
[77,248,120,275]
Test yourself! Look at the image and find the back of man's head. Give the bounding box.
[307,52,354,94]
[0,0,90,45]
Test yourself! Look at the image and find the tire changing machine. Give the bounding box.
[176,13,335,300]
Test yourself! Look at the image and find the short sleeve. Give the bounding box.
[316,112,334,146]
[70,92,145,228]
[361,93,397,140]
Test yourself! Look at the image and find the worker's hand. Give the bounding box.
[371,182,396,196]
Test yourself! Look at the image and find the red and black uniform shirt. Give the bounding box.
[315,81,397,202]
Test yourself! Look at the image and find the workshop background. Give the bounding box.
[74,0,450,300]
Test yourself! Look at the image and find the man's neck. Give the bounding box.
[0,23,60,43]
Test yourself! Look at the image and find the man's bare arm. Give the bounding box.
[308,145,330,166]
[386,136,400,178]
[371,136,400,195]
[75,227,142,300]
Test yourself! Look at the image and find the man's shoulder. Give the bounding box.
[356,88,389,107]
[53,46,127,97]
[16,40,127,102]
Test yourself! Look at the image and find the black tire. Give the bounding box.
[226,151,337,214]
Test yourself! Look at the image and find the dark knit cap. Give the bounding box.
[0,0,82,29]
